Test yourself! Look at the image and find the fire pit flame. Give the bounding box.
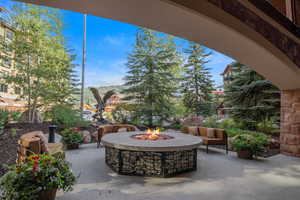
[132,128,173,141]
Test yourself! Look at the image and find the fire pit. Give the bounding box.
[101,130,201,177]
[131,129,174,141]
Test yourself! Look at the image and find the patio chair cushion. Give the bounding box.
[35,132,49,153]
[202,137,224,145]
[199,127,207,137]
[187,126,199,136]
[215,129,225,140]
[47,143,65,159]
[207,128,216,138]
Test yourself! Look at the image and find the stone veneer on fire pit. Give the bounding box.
[101,131,201,177]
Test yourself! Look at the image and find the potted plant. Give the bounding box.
[231,133,268,159]
[61,128,84,149]
[0,154,76,200]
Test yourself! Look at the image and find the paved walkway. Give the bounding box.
[57,144,300,200]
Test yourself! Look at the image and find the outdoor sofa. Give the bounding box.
[182,126,228,154]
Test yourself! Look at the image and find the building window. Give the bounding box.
[15,87,21,95]
[5,30,13,41]
[0,84,8,93]
[3,44,12,55]
[2,58,12,68]
[0,70,8,77]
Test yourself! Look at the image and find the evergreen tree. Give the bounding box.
[224,62,280,129]
[122,28,181,127]
[0,4,78,122]
[182,42,214,117]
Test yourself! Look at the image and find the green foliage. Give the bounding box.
[231,133,269,154]
[61,128,83,145]
[218,118,236,129]
[10,111,22,121]
[0,154,76,200]
[9,128,17,137]
[50,104,89,129]
[182,42,214,117]
[202,116,218,128]
[122,28,182,127]
[256,120,279,134]
[0,110,10,131]
[112,104,137,124]
[0,5,79,123]
[224,62,280,128]
[173,99,190,118]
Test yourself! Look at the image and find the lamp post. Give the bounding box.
[80,14,87,119]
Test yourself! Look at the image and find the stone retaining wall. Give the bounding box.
[281,90,300,157]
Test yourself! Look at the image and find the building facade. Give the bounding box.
[0,7,26,111]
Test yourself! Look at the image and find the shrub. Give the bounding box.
[231,133,269,154]
[0,154,76,200]
[61,128,83,145]
[112,104,137,124]
[256,120,279,134]
[10,111,22,122]
[0,110,10,131]
[218,118,236,129]
[202,116,218,128]
[50,105,90,129]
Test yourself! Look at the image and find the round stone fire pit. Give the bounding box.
[101,131,201,177]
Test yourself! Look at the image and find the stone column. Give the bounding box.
[280,90,300,157]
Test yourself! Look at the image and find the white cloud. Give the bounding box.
[82,59,128,87]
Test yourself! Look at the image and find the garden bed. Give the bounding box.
[0,122,52,177]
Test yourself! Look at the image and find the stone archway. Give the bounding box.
[16,0,300,156]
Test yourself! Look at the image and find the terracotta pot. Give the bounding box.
[67,143,80,149]
[237,151,253,159]
[38,189,57,200]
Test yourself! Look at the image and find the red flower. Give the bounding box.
[33,161,39,167]
[31,155,40,160]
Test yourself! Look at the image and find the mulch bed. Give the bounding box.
[0,122,51,177]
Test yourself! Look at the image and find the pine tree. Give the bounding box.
[0,4,79,122]
[182,42,214,117]
[224,62,280,128]
[122,28,181,127]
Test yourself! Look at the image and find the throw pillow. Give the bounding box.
[207,128,216,138]
[187,126,199,136]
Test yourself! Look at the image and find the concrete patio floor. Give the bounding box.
[57,143,300,200]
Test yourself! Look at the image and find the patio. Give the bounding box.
[57,144,300,200]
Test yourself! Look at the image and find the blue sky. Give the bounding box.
[1,0,235,87]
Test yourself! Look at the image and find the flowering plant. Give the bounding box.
[61,128,83,145]
[0,154,76,200]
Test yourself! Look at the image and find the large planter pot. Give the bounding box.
[38,189,57,200]
[66,143,80,150]
[237,151,253,159]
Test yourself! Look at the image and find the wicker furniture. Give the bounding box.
[17,131,64,165]
[97,124,138,148]
[182,126,228,154]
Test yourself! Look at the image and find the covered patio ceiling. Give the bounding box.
[16,0,300,90]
